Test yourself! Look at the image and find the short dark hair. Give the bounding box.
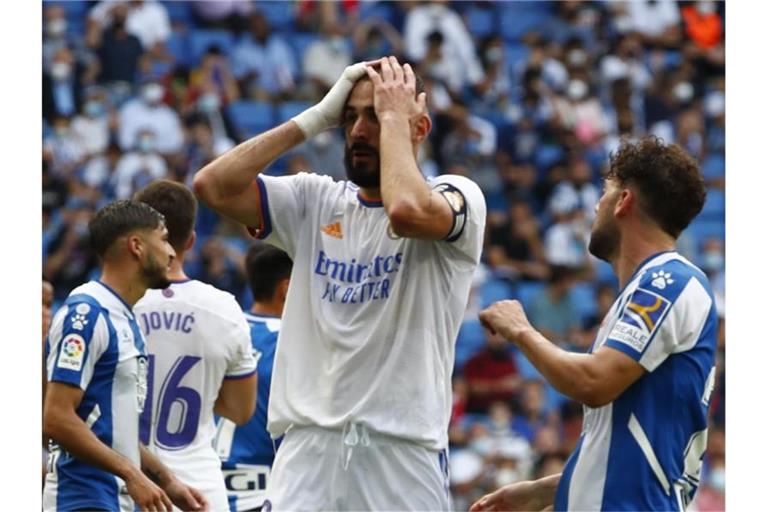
[89,200,165,258]
[134,179,197,252]
[246,242,293,302]
[606,136,706,238]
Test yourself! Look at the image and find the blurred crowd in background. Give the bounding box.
[41,1,725,509]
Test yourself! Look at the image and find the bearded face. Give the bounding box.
[344,141,380,189]
[138,225,174,290]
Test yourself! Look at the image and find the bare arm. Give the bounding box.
[470,473,561,511]
[368,57,454,240]
[43,382,174,511]
[193,122,305,229]
[214,374,258,425]
[480,301,645,408]
[140,445,208,511]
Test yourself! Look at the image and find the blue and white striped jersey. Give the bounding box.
[43,280,147,512]
[214,313,281,512]
[555,251,718,511]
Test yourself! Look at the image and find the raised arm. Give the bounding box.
[366,56,455,240]
[479,300,645,408]
[193,62,375,229]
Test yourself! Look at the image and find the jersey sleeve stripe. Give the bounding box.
[251,176,273,240]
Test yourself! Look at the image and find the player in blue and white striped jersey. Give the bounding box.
[43,200,206,512]
[214,243,292,511]
[473,137,717,512]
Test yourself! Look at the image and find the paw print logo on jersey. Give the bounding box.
[650,271,674,290]
[71,313,89,331]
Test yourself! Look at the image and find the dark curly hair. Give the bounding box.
[606,136,706,238]
[89,200,165,258]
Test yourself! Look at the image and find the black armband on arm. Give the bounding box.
[434,183,468,242]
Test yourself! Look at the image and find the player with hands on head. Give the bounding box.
[472,137,717,511]
[194,55,486,510]
[43,200,207,512]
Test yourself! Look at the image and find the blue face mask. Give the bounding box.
[84,101,105,118]
[138,137,154,153]
[701,250,724,273]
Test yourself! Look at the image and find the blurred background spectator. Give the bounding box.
[41,1,726,508]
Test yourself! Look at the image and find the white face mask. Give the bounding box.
[696,1,717,15]
[568,49,587,66]
[142,84,164,105]
[197,92,220,112]
[673,81,694,103]
[567,79,588,101]
[46,18,67,38]
[709,467,725,493]
[50,61,72,81]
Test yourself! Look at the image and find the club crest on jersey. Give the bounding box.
[609,288,671,353]
[70,313,89,331]
[58,334,85,371]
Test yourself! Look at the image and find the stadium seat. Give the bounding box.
[226,101,274,141]
[683,219,725,247]
[165,30,190,67]
[700,189,725,221]
[254,0,295,31]
[276,101,313,124]
[702,153,725,180]
[160,1,192,26]
[465,6,497,38]
[595,259,617,286]
[498,3,553,42]
[479,278,514,308]
[504,43,530,73]
[570,282,597,325]
[534,144,564,172]
[357,1,396,24]
[455,319,487,370]
[188,29,235,63]
[289,33,321,72]
[484,190,510,214]
[53,1,89,20]
[515,281,545,310]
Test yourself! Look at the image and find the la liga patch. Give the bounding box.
[57,334,86,371]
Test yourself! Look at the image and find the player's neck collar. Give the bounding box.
[357,192,383,207]
[96,280,134,312]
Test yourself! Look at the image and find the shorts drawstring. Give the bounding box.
[342,422,370,471]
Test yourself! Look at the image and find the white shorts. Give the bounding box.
[264,424,451,511]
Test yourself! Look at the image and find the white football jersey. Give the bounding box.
[135,280,256,511]
[253,172,486,451]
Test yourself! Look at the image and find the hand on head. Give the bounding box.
[364,55,427,121]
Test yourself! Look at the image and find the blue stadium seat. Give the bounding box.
[276,101,313,124]
[254,0,295,31]
[504,43,530,72]
[700,189,725,221]
[358,1,396,24]
[165,30,190,67]
[160,1,192,26]
[289,33,321,71]
[51,1,89,20]
[702,153,725,180]
[227,101,274,141]
[534,144,564,172]
[515,281,545,310]
[479,278,514,308]
[683,219,725,247]
[498,3,553,42]
[188,29,235,63]
[465,6,497,38]
[595,259,617,286]
[455,319,487,370]
[570,282,597,325]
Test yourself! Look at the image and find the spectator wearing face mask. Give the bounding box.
[118,80,183,155]
[87,2,143,86]
[43,48,86,124]
[43,4,99,78]
[71,87,112,158]
[43,116,88,178]
[302,22,352,97]
[89,0,171,52]
[111,129,168,199]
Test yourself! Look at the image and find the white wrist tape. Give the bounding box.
[292,62,369,138]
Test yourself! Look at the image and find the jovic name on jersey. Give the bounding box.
[214,313,282,512]
[555,251,718,511]
[44,281,147,512]
[136,280,256,511]
[251,172,486,451]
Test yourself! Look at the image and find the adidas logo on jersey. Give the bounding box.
[321,221,343,239]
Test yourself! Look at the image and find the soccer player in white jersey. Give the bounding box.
[472,136,717,512]
[193,55,487,509]
[43,200,207,512]
[134,180,258,511]
[214,243,292,512]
